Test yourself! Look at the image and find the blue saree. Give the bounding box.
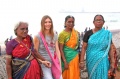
[86,28,112,79]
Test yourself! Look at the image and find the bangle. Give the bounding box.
[80,61,84,64]
[63,59,66,62]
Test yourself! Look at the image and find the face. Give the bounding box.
[93,15,104,28]
[16,23,28,38]
[44,18,52,30]
[65,17,74,29]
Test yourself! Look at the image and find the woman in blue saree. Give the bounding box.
[80,14,115,79]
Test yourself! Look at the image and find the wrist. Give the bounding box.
[41,60,46,64]
[64,61,67,64]
[9,77,12,79]
[110,61,115,66]
[111,61,115,63]
[41,60,43,64]
[63,59,66,62]
[80,61,84,64]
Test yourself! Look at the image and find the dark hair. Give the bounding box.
[64,15,75,28]
[93,14,105,22]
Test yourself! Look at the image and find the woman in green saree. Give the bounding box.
[58,15,80,79]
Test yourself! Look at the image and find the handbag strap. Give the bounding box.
[40,32,61,71]
[39,32,54,61]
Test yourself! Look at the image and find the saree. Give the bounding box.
[59,29,80,79]
[6,35,42,79]
[86,28,112,79]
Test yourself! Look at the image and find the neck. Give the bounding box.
[65,28,72,32]
[93,27,102,32]
[16,36,24,42]
[44,30,50,35]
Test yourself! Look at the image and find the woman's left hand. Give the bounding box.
[108,62,116,78]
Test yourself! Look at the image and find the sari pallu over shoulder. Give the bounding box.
[11,36,32,79]
[62,29,80,79]
[62,29,79,71]
[86,28,112,79]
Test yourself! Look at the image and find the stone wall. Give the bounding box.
[0,56,7,79]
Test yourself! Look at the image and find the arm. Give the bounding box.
[59,43,69,69]
[109,44,115,68]
[59,43,66,63]
[33,36,46,61]
[80,42,87,69]
[55,41,61,60]
[55,41,62,71]
[6,55,12,79]
[33,36,51,67]
[108,44,116,77]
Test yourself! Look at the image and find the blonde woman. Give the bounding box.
[34,15,61,79]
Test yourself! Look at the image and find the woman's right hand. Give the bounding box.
[64,62,69,69]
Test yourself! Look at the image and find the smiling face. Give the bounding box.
[41,15,53,32]
[44,18,52,30]
[93,15,105,29]
[40,15,54,38]
[15,22,28,38]
[65,17,75,29]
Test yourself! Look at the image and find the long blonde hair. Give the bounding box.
[40,15,54,39]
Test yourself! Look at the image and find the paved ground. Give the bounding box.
[0,55,120,79]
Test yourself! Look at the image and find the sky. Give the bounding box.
[0,0,120,43]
